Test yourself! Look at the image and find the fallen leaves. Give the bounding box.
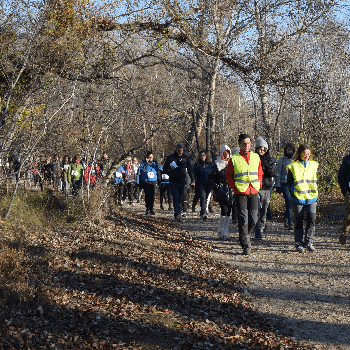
[0,209,314,349]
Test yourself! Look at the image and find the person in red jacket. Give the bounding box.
[226,133,263,255]
[84,161,102,187]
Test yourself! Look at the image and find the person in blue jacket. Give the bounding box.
[114,165,125,205]
[137,151,163,215]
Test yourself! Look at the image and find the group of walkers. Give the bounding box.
[4,133,350,255]
[135,134,349,256]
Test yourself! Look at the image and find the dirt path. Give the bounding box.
[128,202,350,350]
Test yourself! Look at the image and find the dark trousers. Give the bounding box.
[114,183,124,204]
[142,181,156,212]
[281,183,293,224]
[292,201,317,246]
[72,179,82,197]
[198,184,211,216]
[160,183,172,206]
[193,186,213,212]
[236,194,259,249]
[123,182,135,203]
[220,203,232,216]
[182,187,191,213]
[169,181,186,217]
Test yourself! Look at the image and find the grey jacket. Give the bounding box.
[275,156,292,187]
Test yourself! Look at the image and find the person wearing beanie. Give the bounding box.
[208,145,234,240]
[254,137,277,240]
[226,134,263,255]
[275,142,295,230]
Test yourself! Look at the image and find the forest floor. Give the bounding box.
[0,188,349,349]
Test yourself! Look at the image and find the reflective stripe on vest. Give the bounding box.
[287,160,318,200]
[231,153,261,193]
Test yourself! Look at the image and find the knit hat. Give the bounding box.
[175,143,184,149]
[256,137,268,150]
[232,147,240,155]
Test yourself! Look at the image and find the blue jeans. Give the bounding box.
[169,181,186,217]
[281,183,293,224]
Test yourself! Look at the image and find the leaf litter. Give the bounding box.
[0,209,315,349]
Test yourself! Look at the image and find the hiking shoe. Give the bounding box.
[306,243,316,252]
[242,247,251,255]
[339,232,347,245]
[296,245,304,253]
[175,214,182,222]
[150,210,155,215]
[201,214,207,221]
[160,204,164,210]
[168,207,173,211]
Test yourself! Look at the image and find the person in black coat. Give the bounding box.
[193,151,213,221]
[163,143,195,222]
[338,154,350,245]
[254,137,277,240]
[208,145,234,240]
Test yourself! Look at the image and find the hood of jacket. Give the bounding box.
[215,144,231,171]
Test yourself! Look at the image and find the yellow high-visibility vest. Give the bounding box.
[231,153,261,193]
[287,160,318,200]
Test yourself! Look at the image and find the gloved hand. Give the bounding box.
[276,187,282,194]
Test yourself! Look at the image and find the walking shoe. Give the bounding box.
[339,232,347,245]
[145,210,150,215]
[201,214,207,221]
[242,247,251,255]
[176,214,182,222]
[160,204,164,210]
[295,244,304,253]
[168,207,173,211]
[254,232,266,240]
[150,210,156,215]
[182,212,188,217]
[306,243,316,252]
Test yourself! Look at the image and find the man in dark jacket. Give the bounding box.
[338,154,350,245]
[163,143,195,222]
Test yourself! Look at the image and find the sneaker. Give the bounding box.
[145,210,150,215]
[182,212,188,217]
[242,247,251,255]
[160,204,164,210]
[296,245,304,253]
[339,232,347,245]
[201,214,207,221]
[150,210,155,215]
[254,233,266,240]
[306,243,316,252]
[175,214,181,222]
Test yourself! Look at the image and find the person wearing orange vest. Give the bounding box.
[226,134,263,255]
[286,144,318,253]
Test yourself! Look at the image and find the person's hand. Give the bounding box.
[276,187,282,194]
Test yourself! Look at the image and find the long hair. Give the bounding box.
[293,144,311,162]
